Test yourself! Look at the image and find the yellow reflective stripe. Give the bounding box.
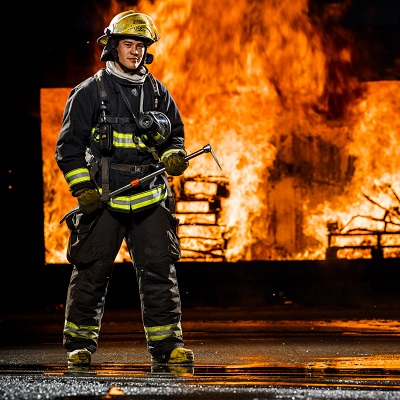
[102,184,167,211]
[160,149,182,161]
[113,132,147,149]
[64,168,91,187]
[64,320,100,340]
[91,129,148,149]
[145,322,183,342]
[113,132,135,148]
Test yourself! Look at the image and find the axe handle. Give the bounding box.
[60,144,215,224]
[110,147,211,196]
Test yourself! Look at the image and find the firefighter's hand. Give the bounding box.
[163,151,189,176]
[76,189,103,214]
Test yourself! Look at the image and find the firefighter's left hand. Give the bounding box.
[76,188,103,214]
[163,151,189,176]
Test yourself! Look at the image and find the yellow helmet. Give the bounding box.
[97,10,160,47]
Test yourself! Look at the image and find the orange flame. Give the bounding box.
[42,0,400,263]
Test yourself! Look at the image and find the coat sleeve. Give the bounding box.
[55,77,99,196]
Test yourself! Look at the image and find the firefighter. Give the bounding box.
[55,10,193,370]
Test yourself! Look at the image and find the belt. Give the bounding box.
[110,163,152,173]
[92,157,153,174]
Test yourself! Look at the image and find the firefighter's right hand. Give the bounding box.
[75,189,103,214]
[163,150,189,176]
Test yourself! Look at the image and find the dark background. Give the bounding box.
[2,0,399,313]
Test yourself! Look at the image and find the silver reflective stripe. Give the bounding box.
[104,184,167,211]
[113,132,135,148]
[139,85,144,114]
[64,168,91,187]
[145,322,183,342]
[64,320,100,341]
[113,132,147,149]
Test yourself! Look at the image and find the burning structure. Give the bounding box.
[326,183,400,259]
[41,0,400,264]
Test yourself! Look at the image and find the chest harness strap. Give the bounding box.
[95,69,111,201]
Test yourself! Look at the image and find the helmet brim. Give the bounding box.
[97,34,154,47]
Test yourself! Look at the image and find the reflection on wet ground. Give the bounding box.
[182,318,400,333]
[2,362,399,387]
[1,363,399,400]
[1,309,399,399]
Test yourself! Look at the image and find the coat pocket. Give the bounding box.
[165,208,181,262]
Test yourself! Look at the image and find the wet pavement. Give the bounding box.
[0,306,399,399]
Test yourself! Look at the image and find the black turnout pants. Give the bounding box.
[63,202,184,356]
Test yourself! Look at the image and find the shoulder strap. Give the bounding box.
[94,68,111,201]
[144,73,161,161]
[95,68,108,102]
[95,68,109,122]
[147,73,160,110]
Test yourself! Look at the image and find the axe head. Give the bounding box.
[204,144,223,170]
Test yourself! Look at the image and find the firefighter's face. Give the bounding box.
[115,39,146,73]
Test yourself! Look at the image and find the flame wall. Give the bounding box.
[42,0,400,264]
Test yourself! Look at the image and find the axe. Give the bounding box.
[60,144,222,224]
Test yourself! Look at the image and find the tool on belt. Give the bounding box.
[60,143,222,224]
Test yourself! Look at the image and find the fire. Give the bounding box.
[41,0,400,264]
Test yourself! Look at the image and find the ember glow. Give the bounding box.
[41,0,400,264]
